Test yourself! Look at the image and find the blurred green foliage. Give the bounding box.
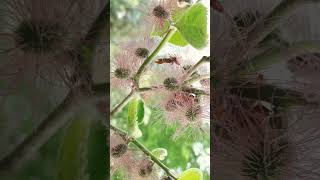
[110,0,145,41]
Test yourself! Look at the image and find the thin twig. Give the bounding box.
[110,27,177,117]
[110,90,135,118]
[134,26,177,87]
[183,56,210,79]
[110,125,178,179]
[183,74,210,86]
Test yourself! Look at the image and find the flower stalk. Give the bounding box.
[134,26,177,87]
[110,125,178,179]
[111,26,177,117]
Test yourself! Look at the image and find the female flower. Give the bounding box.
[122,37,157,59]
[0,0,104,90]
[144,0,178,29]
[111,50,142,89]
[110,131,137,179]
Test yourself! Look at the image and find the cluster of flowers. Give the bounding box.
[111,0,210,140]
[110,0,210,179]
[110,131,171,180]
[212,0,320,179]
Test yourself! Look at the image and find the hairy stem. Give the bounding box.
[134,26,177,87]
[110,125,178,179]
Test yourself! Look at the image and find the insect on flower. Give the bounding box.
[155,55,181,65]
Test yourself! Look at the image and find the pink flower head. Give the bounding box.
[0,0,102,90]
[144,0,178,29]
[212,109,288,180]
[132,158,160,180]
[159,90,209,137]
[140,64,185,104]
[151,63,185,91]
[111,50,142,89]
[122,37,157,59]
[110,131,137,179]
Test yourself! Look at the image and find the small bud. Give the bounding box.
[153,5,169,20]
[164,77,178,91]
[114,68,130,79]
[152,148,168,160]
[111,143,128,158]
[135,48,150,58]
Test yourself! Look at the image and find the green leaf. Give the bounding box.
[127,98,139,127]
[137,99,145,124]
[178,168,203,180]
[151,148,168,160]
[55,118,90,180]
[175,3,208,49]
[169,31,189,46]
[127,97,145,138]
[87,120,108,180]
[151,21,170,37]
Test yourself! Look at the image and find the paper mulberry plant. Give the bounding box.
[110,0,209,179]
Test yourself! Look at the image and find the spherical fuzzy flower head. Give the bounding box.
[111,50,142,89]
[135,48,150,58]
[122,37,156,59]
[212,114,289,180]
[149,62,185,91]
[137,159,154,177]
[110,131,138,179]
[1,0,100,56]
[0,0,103,89]
[146,0,178,29]
[163,77,179,90]
[110,132,128,158]
[131,158,160,180]
[160,90,209,137]
[14,20,67,54]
